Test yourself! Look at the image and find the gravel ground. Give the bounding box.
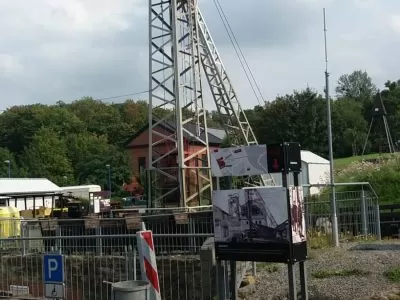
[240,241,400,300]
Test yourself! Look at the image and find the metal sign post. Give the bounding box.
[211,143,308,300]
[269,142,309,300]
[43,254,65,299]
[282,171,297,300]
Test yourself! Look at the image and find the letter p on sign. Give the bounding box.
[44,254,64,283]
[48,259,58,278]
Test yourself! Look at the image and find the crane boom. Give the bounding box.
[197,7,274,186]
[148,0,273,208]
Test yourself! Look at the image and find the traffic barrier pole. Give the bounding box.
[136,224,161,300]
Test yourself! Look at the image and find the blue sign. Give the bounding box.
[43,254,64,283]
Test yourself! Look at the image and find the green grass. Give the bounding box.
[307,232,332,250]
[334,153,382,171]
[312,268,370,279]
[335,154,400,203]
[256,262,280,273]
[384,268,400,282]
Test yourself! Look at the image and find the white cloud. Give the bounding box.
[0,0,399,110]
[391,14,400,34]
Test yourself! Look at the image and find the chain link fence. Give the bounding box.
[0,187,380,299]
[304,185,381,240]
[0,209,250,300]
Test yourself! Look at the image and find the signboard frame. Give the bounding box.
[43,254,65,299]
[212,187,307,263]
[210,144,268,177]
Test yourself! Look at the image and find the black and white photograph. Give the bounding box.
[213,187,288,244]
[210,145,268,177]
[289,186,307,243]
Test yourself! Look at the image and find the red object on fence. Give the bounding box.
[137,229,161,300]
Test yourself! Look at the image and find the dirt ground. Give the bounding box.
[238,240,400,300]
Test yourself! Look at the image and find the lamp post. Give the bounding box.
[106,164,111,199]
[323,8,339,247]
[4,160,10,178]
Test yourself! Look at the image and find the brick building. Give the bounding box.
[124,120,225,204]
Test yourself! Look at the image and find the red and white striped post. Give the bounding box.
[136,223,161,300]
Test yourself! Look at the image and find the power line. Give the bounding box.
[212,0,265,106]
[93,90,149,102]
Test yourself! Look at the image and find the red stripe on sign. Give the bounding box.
[144,257,160,292]
[141,231,154,251]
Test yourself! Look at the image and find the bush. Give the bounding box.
[384,267,400,282]
[336,155,400,203]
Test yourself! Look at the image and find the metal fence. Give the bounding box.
[0,209,250,300]
[304,188,381,239]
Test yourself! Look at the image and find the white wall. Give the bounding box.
[307,163,330,195]
[6,196,58,210]
[267,161,329,196]
[269,161,308,187]
[61,185,101,200]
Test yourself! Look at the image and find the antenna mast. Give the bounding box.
[323,8,339,247]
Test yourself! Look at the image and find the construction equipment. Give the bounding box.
[148,0,274,208]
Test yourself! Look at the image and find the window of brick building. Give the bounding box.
[138,157,146,175]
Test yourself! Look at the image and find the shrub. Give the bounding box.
[336,155,400,203]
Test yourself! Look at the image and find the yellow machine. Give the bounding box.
[0,206,21,238]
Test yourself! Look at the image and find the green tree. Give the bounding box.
[332,98,367,157]
[335,70,377,101]
[253,88,328,157]
[0,147,17,178]
[32,104,86,135]
[0,105,43,154]
[65,132,132,193]
[68,97,122,137]
[119,100,148,130]
[21,128,74,185]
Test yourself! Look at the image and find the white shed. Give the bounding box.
[270,150,330,196]
[60,184,102,200]
[0,178,62,210]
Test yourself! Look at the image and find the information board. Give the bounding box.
[210,145,268,177]
[213,186,307,262]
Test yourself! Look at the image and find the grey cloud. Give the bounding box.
[1,0,400,111]
[0,1,149,108]
[199,0,317,48]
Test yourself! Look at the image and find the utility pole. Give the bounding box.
[323,8,339,247]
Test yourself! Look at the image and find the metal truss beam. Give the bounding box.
[148,0,212,207]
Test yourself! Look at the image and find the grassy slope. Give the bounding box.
[334,153,400,203]
[334,153,382,172]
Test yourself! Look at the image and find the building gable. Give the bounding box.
[127,125,173,148]
[126,121,225,148]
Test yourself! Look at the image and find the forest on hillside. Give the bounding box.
[0,70,399,193]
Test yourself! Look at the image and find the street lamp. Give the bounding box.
[106,164,111,199]
[4,160,10,178]
[323,8,339,247]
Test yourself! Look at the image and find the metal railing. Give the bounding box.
[0,218,215,300]
[0,211,250,300]
[304,186,381,239]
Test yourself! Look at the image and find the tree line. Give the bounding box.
[243,70,400,158]
[0,70,399,192]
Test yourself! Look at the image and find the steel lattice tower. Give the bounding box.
[148,0,274,208]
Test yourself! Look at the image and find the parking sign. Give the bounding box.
[43,254,64,283]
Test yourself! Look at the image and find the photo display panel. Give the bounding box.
[210,145,268,177]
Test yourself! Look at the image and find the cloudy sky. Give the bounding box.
[0,0,399,111]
